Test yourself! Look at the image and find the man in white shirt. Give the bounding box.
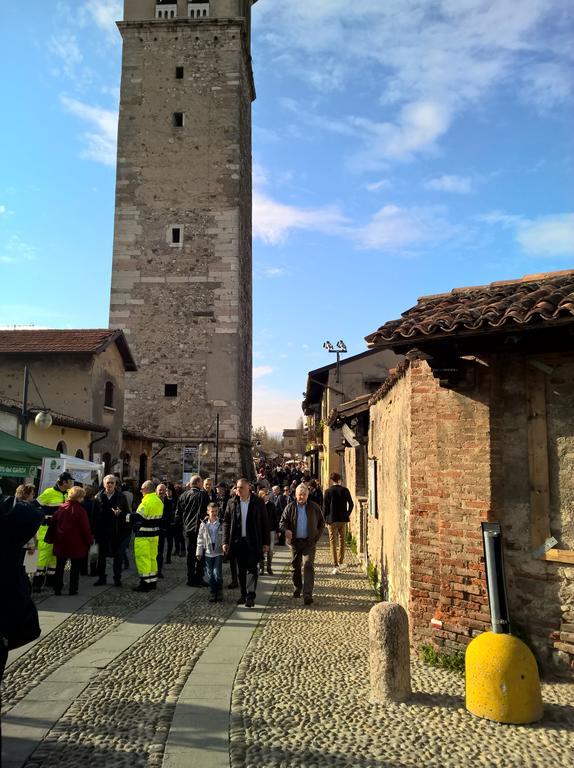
[223,478,269,607]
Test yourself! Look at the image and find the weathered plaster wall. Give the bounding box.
[91,344,127,463]
[369,370,411,612]
[0,355,92,419]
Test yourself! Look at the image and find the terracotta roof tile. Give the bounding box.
[365,270,574,348]
[0,329,137,371]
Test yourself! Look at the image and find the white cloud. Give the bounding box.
[477,210,523,228]
[355,204,453,251]
[517,214,574,257]
[479,210,574,257]
[48,32,84,81]
[521,62,573,111]
[252,384,303,433]
[366,179,392,192]
[0,236,36,264]
[425,174,473,194]
[61,95,118,166]
[256,1,573,161]
[253,165,347,244]
[0,205,6,215]
[282,98,452,169]
[254,191,346,244]
[253,366,274,380]
[84,0,122,39]
[257,266,285,279]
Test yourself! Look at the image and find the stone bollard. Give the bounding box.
[369,602,411,704]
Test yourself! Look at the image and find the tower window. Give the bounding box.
[188,2,209,18]
[173,112,184,127]
[168,225,183,246]
[165,384,178,397]
[156,2,177,18]
[104,380,115,408]
[176,66,184,79]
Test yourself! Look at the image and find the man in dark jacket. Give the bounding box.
[223,478,269,607]
[323,472,354,575]
[176,475,209,587]
[92,474,131,587]
[280,483,325,606]
[0,491,43,679]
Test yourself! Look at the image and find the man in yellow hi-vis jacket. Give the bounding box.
[129,480,164,592]
[34,472,74,591]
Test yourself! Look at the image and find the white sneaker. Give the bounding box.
[331,567,339,575]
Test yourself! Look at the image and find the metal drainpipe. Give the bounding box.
[481,521,511,634]
[89,430,109,462]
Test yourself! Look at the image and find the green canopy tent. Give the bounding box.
[0,429,60,477]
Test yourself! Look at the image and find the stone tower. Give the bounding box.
[109,0,257,481]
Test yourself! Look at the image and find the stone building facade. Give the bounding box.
[109,0,256,481]
[303,348,401,488]
[333,271,574,676]
[0,329,136,471]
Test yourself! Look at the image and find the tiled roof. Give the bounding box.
[0,397,107,433]
[0,329,137,371]
[365,270,574,348]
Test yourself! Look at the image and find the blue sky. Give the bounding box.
[1,1,573,431]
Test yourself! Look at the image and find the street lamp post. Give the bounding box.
[323,339,348,383]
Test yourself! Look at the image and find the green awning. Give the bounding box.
[0,430,60,477]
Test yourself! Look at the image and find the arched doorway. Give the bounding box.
[121,451,131,479]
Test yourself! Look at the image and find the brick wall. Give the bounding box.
[365,353,574,675]
[410,360,491,651]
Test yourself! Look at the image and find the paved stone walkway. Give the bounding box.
[231,543,574,768]
[2,541,573,768]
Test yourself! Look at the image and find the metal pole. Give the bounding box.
[21,366,29,441]
[198,443,202,476]
[335,351,341,383]
[481,522,510,634]
[214,414,220,484]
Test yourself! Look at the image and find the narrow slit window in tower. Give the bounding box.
[165,384,178,397]
[173,112,184,127]
[176,66,184,79]
[172,227,181,244]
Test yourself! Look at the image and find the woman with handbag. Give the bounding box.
[0,488,43,680]
[49,486,94,596]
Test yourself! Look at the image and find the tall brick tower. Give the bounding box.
[109,0,256,480]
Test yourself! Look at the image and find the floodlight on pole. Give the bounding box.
[323,339,348,383]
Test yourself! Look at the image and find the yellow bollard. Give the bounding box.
[465,631,543,724]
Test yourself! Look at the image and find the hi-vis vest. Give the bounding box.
[37,486,67,518]
[131,493,164,537]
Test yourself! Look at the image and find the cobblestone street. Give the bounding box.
[2,541,573,768]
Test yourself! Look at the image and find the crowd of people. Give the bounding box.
[0,462,355,679]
